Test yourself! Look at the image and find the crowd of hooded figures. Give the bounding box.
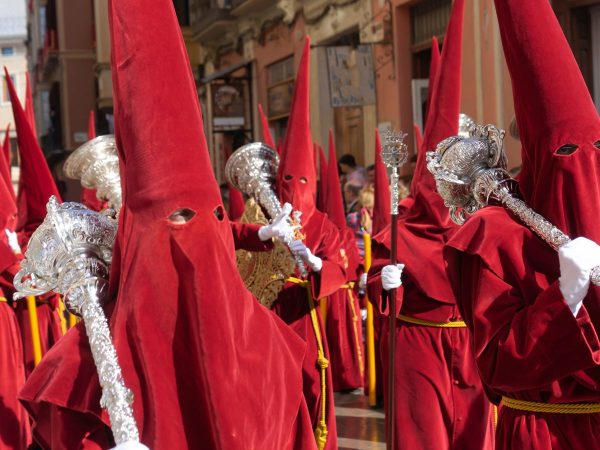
[0,0,599,449]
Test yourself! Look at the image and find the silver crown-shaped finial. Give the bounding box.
[381,130,409,169]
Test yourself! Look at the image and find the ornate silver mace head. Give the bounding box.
[381,130,409,216]
[14,196,117,313]
[64,135,123,212]
[426,124,510,224]
[225,142,279,200]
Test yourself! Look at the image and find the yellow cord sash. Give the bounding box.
[341,283,364,378]
[287,277,329,450]
[26,296,43,366]
[397,314,467,328]
[0,296,6,302]
[502,397,600,414]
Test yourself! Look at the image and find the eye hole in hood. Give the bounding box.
[213,206,225,221]
[554,144,579,156]
[593,140,600,150]
[169,208,197,224]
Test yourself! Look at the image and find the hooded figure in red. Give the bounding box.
[272,36,346,450]
[18,1,319,448]
[367,1,495,448]
[0,135,31,449]
[4,69,64,375]
[323,130,364,392]
[444,1,600,448]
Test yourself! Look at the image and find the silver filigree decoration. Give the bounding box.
[225,142,308,277]
[427,124,600,286]
[64,135,122,212]
[458,113,477,138]
[381,130,409,215]
[13,197,142,446]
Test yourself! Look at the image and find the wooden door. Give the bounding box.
[334,106,365,166]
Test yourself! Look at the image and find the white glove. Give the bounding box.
[558,237,600,316]
[258,203,298,242]
[5,229,21,255]
[359,273,368,290]
[381,264,405,291]
[290,240,323,272]
[110,441,150,450]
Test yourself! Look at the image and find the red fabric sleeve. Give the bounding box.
[309,221,346,300]
[230,222,274,252]
[366,241,403,317]
[455,253,600,393]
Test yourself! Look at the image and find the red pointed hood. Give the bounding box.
[87,110,96,140]
[406,5,462,230]
[0,127,17,230]
[317,144,328,212]
[25,73,37,133]
[372,129,390,236]
[5,68,61,235]
[258,104,275,149]
[107,1,305,447]
[228,184,245,221]
[2,124,10,169]
[325,130,347,229]
[80,111,106,211]
[278,37,316,218]
[374,0,464,303]
[413,124,423,155]
[1,124,14,201]
[426,36,441,124]
[495,0,600,242]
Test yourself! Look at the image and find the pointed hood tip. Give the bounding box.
[325,132,346,229]
[279,35,316,216]
[110,0,222,219]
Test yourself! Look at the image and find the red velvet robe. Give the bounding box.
[19,223,318,450]
[326,227,364,391]
[272,210,346,450]
[367,240,495,450]
[445,207,600,450]
[0,267,31,450]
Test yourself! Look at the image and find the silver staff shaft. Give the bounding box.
[256,188,308,277]
[493,188,600,285]
[71,279,141,445]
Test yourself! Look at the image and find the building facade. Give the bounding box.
[0,0,28,146]
[22,0,600,187]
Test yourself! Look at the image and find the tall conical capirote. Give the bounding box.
[258,104,275,149]
[325,129,347,229]
[4,67,61,235]
[495,0,600,242]
[106,0,307,448]
[278,37,317,219]
[375,0,465,303]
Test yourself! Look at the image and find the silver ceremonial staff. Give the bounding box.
[14,197,144,447]
[225,142,309,278]
[426,123,600,285]
[381,130,409,450]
